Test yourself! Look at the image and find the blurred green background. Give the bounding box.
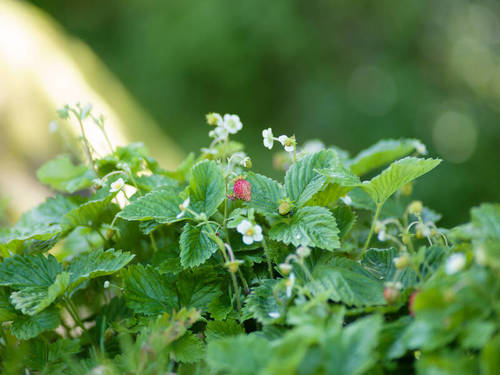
[4,0,500,225]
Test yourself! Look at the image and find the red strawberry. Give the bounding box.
[383,286,400,305]
[233,178,251,201]
[408,290,419,316]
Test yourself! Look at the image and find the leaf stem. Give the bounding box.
[361,203,382,259]
[71,110,96,174]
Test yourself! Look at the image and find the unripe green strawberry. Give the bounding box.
[233,178,251,201]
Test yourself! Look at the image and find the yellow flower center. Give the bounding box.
[246,228,255,236]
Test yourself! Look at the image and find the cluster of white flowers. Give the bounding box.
[207,113,243,142]
[236,220,263,245]
[262,128,297,154]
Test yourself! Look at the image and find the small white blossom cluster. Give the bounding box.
[206,113,243,142]
[262,128,297,154]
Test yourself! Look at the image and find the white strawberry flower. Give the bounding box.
[414,141,427,155]
[236,220,263,245]
[278,135,296,152]
[223,114,243,134]
[176,197,190,219]
[110,178,125,193]
[262,128,274,149]
[445,253,466,275]
[209,125,229,141]
[268,311,281,319]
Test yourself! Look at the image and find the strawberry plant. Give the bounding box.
[0,104,499,374]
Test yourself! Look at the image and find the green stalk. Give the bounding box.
[361,203,382,259]
[261,237,274,279]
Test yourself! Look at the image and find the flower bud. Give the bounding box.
[401,182,413,196]
[279,263,293,275]
[296,246,311,258]
[393,254,410,269]
[225,260,243,273]
[408,201,423,216]
[233,177,251,202]
[206,113,221,126]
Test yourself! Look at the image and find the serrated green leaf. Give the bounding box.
[61,196,117,230]
[66,248,135,292]
[171,332,205,363]
[361,248,417,289]
[179,223,218,268]
[361,157,441,205]
[207,334,271,375]
[205,320,245,342]
[118,189,183,224]
[306,257,385,306]
[244,279,286,324]
[176,267,223,311]
[10,272,69,315]
[134,174,180,192]
[122,264,177,315]
[10,307,60,340]
[189,160,225,217]
[284,150,337,207]
[37,155,95,193]
[0,253,62,288]
[348,139,425,176]
[321,315,382,375]
[332,206,357,239]
[245,172,284,217]
[269,206,340,250]
[0,196,80,253]
[0,288,17,322]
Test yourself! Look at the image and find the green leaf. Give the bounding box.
[361,248,417,290]
[176,267,223,311]
[471,204,500,270]
[284,149,336,207]
[134,174,180,192]
[171,332,205,363]
[348,139,425,176]
[0,195,79,253]
[66,248,135,292]
[332,206,357,239]
[121,264,177,315]
[269,206,340,250]
[321,315,382,375]
[61,196,117,230]
[360,157,441,205]
[245,172,284,217]
[10,272,69,315]
[36,155,95,193]
[306,257,385,306]
[244,279,286,324]
[179,223,218,268]
[10,307,60,340]
[189,160,225,217]
[205,320,245,342]
[0,253,62,289]
[0,288,17,322]
[482,334,500,375]
[117,189,183,224]
[207,334,271,375]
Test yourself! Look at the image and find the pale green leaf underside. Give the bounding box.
[10,272,69,315]
[245,172,284,217]
[348,139,425,176]
[306,257,385,306]
[269,206,340,250]
[117,189,183,224]
[36,155,95,193]
[189,160,225,217]
[361,157,441,205]
[179,223,218,268]
[285,149,337,207]
[66,248,135,292]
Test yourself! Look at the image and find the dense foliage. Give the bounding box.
[1,105,499,374]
